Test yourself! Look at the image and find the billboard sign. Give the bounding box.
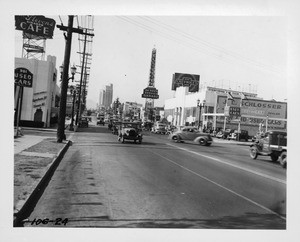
[216,96,287,129]
[142,87,159,99]
[229,106,241,117]
[171,73,200,92]
[15,15,56,39]
[15,68,33,87]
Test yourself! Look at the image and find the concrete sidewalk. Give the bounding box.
[14,135,53,154]
[13,128,73,226]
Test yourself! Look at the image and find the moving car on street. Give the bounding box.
[170,126,213,146]
[249,130,287,168]
[118,122,143,144]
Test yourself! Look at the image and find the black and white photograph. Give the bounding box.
[2,0,300,241]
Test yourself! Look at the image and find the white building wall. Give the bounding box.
[15,55,57,127]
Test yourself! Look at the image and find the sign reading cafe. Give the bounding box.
[15,15,56,39]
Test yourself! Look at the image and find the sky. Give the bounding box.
[15,15,287,109]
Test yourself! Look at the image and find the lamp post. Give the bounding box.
[197,99,206,131]
[69,84,78,131]
[57,62,76,142]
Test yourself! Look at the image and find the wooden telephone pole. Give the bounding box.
[56,16,94,142]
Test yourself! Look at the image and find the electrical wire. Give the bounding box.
[117,16,285,77]
[140,16,284,74]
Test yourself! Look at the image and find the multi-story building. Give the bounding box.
[98,83,113,108]
[104,84,113,107]
[99,89,105,108]
[123,102,143,121]
[14,55,59,128]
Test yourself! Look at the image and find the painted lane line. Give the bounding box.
[148,149,286,221]
[167,143,286,185]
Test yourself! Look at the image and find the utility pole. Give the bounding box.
[56,16,83,142]
[75,30,94,125]
[56,17,94,141]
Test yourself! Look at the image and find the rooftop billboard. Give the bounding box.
[171,73,200,92]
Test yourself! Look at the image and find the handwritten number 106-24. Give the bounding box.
[31,218,69,226]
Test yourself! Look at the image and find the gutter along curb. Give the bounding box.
[13,139,72,227]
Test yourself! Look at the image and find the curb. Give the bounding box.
[13,139,72,227]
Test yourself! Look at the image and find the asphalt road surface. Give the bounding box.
[23,123,286,229]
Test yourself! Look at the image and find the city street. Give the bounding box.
[23,121,286,229]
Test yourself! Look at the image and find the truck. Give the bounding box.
[249,130,287,168]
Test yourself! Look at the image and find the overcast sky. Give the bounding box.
[15,15,287,108]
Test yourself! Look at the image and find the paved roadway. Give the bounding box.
[23,122,286,229]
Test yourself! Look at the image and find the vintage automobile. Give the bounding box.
[249,130,287,168]
[228,130,249,141]
[79,117,89,128]
[118,122,143,144]
[97,118,105,126]
[170,126,213,146]
[151,122,167,134]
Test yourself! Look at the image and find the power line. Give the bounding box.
[140,16,284,74]
[117,16,284,77]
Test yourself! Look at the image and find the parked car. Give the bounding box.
[118,122,143,144]
[249,130,287,168]
[97,118,105,126]
[170,126,213,146]
[151,122,167,134]
[79,117,89,128]
[222,129,234,139]
[216,131,224,139]
[228,130,249,141]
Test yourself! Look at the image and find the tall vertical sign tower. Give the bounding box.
[142,48,159,121]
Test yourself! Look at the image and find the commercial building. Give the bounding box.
[164,85,287,137]
[98,83,113,108]
[14,55,60,128]
[123,102,143,120]
[99,89,105,108]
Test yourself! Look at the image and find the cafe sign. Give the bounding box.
[15,15,56,39]
[15,68,33,87]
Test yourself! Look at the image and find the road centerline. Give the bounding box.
[166,143,286,184]
[147,148,286,221]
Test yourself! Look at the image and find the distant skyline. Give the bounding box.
[14,15,287,109]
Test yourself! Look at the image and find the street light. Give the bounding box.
[60,64,77,81]
[68,84,78,131]
[197,99,206,131]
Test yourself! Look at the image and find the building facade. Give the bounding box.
[123,101,143,120]
[164,86,287,137]
[98,83,113,108]
[15,55,59,128]
[99,89,105,108]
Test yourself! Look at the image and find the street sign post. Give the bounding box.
[14,67,33,137]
